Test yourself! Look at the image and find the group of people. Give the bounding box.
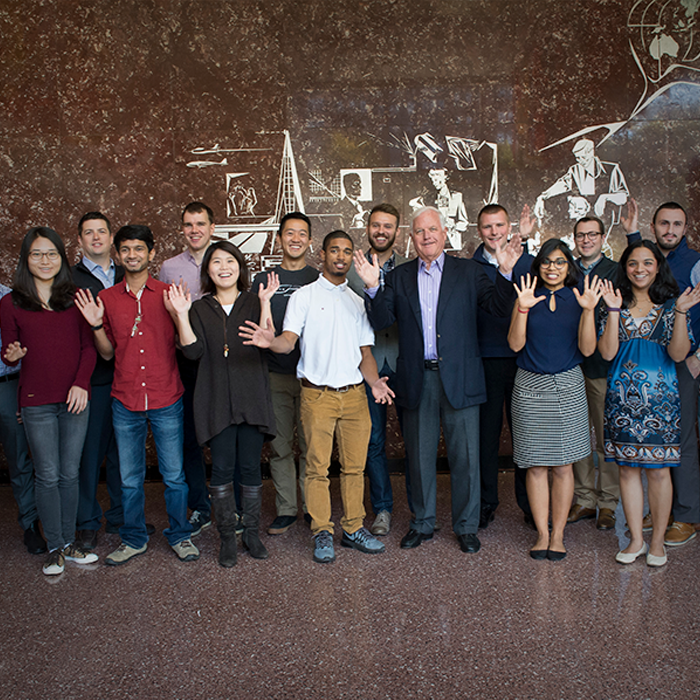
[2,196,699,575]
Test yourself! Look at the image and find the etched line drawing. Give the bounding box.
[186,157,228,169]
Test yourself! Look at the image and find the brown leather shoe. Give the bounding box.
[596,508,616,530]
[567,504,596,523]
[664,521,698,547]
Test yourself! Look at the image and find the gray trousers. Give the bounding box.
[403,370,480,535]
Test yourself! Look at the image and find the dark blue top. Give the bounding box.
[665,237,700,349]
[473,243,534,357]
[517,286,584,374]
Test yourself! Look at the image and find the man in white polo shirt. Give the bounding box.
[240,230,394,563]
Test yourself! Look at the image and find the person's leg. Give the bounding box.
[237,423,268,558]
[588,376,619,513]
[335,385,371,534]
[208,426,239,566]
[549,464,574,553]
[300,388,339,535]
[22,404,63,551]
[148,398,191,546]
[618,465,645,554]
[102,428,123,530]
[111,399,149,548]
[479,358,507,512]
[647,467,673,558]
[571,375,598,512]
[292,378,308,514]
[526,467,550,552]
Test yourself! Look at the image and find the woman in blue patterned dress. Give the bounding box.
[599,240,700,567]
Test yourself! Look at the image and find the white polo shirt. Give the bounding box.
[283,275,374,388]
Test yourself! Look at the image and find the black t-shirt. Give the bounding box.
[251,265,319,374]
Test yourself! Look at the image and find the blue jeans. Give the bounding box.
[112,398,191,547]
[22,402,90,551]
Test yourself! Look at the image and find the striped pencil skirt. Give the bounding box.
[511,365,590,468]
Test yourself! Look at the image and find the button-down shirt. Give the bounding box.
[99,277,183,411]
[0,284,20,378]
[81,256,116,289]
[159,250,204,301]
[418,253,445,360]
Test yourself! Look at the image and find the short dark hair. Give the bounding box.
[114,225,155,252]
[200,240,250,295]
[78,211,111,235]
[652,201,687,226]
[182,201,214,225]
[616,240,679,307]
[322,230,354,252]
[477,204,509,227]
[531,238,581,289]
[574,216,604,236]
[12,227,76,312]
[278,212,311,237]
[369,203,400,228]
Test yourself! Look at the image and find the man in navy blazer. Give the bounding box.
[354,206,522,553]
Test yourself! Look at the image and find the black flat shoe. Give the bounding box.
[546,549,567,561]
[529,549,547,560]
[400,529,434,549]
[457,533,481,553]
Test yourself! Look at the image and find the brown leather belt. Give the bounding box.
[301,378,361,393]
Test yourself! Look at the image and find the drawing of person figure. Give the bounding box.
[534,139,629,240]
[229,184,258,217]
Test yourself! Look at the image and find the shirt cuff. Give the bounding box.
[498,270,513,282]
[365,286,379,298]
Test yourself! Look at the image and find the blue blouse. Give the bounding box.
[516,286,584,375]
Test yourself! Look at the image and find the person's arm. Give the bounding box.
[494,231,523,277]
[239,320,298,354]
[597,280,622,361]
[620,197,641,243]
[669,284,700,362]
[573,275,603,357]
[74,288,114,361]
[66,311,97,414]
[0,299,25,366]
[257,272,280,336]
[359,345,394,404]
[164,283,197,347]
[507,274,544,352]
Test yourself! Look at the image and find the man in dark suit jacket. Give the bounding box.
[354,206,522,553]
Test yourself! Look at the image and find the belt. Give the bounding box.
[424,360,440,370]
[0,372,19,384]
[301,378,361,393]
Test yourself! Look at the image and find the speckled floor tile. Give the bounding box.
[1,471,699,700]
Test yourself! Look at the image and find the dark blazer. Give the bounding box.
[71,259,124,387]
[366,254,514,411]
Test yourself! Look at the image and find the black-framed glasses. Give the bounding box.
[540,258,568,269]
[574,232,602,241]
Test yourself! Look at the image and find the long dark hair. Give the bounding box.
[615,239,679,308]
[530,238,581,289]
[12,227,75,312]
[200,240,250,295]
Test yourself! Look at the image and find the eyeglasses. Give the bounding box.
[29,250,60,261]
[574,232,602,241]
[541,258,568,269]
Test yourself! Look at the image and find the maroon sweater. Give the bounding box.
[0,296,96,408]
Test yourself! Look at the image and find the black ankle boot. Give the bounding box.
[241,484,268,560]
[210,483,238,567]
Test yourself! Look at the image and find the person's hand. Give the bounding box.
[685,354,700,379]
[513,273,545,310]
[258,272,280,303]
[353,250,380,289]
[3,341,27,363]
[600,279,622,309]
[496,232,523,275]
[74,288,104,327]
[66,386,88,414]
[621,197,639,234]
[164,283,191,316]
[371,376,395,405]
[675,283,700,314]
[519,204,537,241]
[239,318,275,348]
[573,275,603,310]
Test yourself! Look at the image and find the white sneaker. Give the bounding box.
[42,550,65,576]
[63,543,99,564]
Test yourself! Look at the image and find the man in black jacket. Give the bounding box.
[71,211,125,550]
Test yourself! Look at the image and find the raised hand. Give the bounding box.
[496,231,523,275]
[371,376,395,405]
[257,271,280,303]
[676,282,700,314]
[620,198,639,234]
[164,282,191,316]
[600,279,622,309]
[239,318,275,348]
[353,250,380,289]
[74,288,104,327]
[513,273,545,310]
[3,341,27,363]
[573,274,603,310]
[519,204,537,241]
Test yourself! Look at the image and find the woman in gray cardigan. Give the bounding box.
[168,241,277,568]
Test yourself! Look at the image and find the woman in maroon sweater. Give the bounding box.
[0,227,96,576]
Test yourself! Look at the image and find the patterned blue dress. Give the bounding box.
[602,300,689,468]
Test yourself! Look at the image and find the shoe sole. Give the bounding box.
[370,528,389,536]
[42,566,65,576]
[175,554,200,562]
[664,531,697,547]
[313,552,336,563]
[105,548,147,566]
[267,523,296,535]
[597,522,616,531]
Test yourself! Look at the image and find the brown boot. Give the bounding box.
[210,483,238,567]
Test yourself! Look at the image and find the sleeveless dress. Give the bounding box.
[602,300,689,468]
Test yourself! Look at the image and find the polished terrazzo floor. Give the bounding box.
[2,471,699,700]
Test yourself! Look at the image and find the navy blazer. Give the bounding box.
[367,254,514,411]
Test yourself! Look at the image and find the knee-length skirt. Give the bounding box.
[511,365,590,468]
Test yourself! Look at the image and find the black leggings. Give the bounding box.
[208,423,265,487]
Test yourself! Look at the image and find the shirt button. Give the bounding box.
[141,366,145,370]
[141,382,146,387]
[140,349,144,353]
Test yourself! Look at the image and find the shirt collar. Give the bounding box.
[318,274,348,291]
[82,255,115,275]
[419,252,445,274]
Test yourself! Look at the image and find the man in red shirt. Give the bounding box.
[76,225,198,566]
